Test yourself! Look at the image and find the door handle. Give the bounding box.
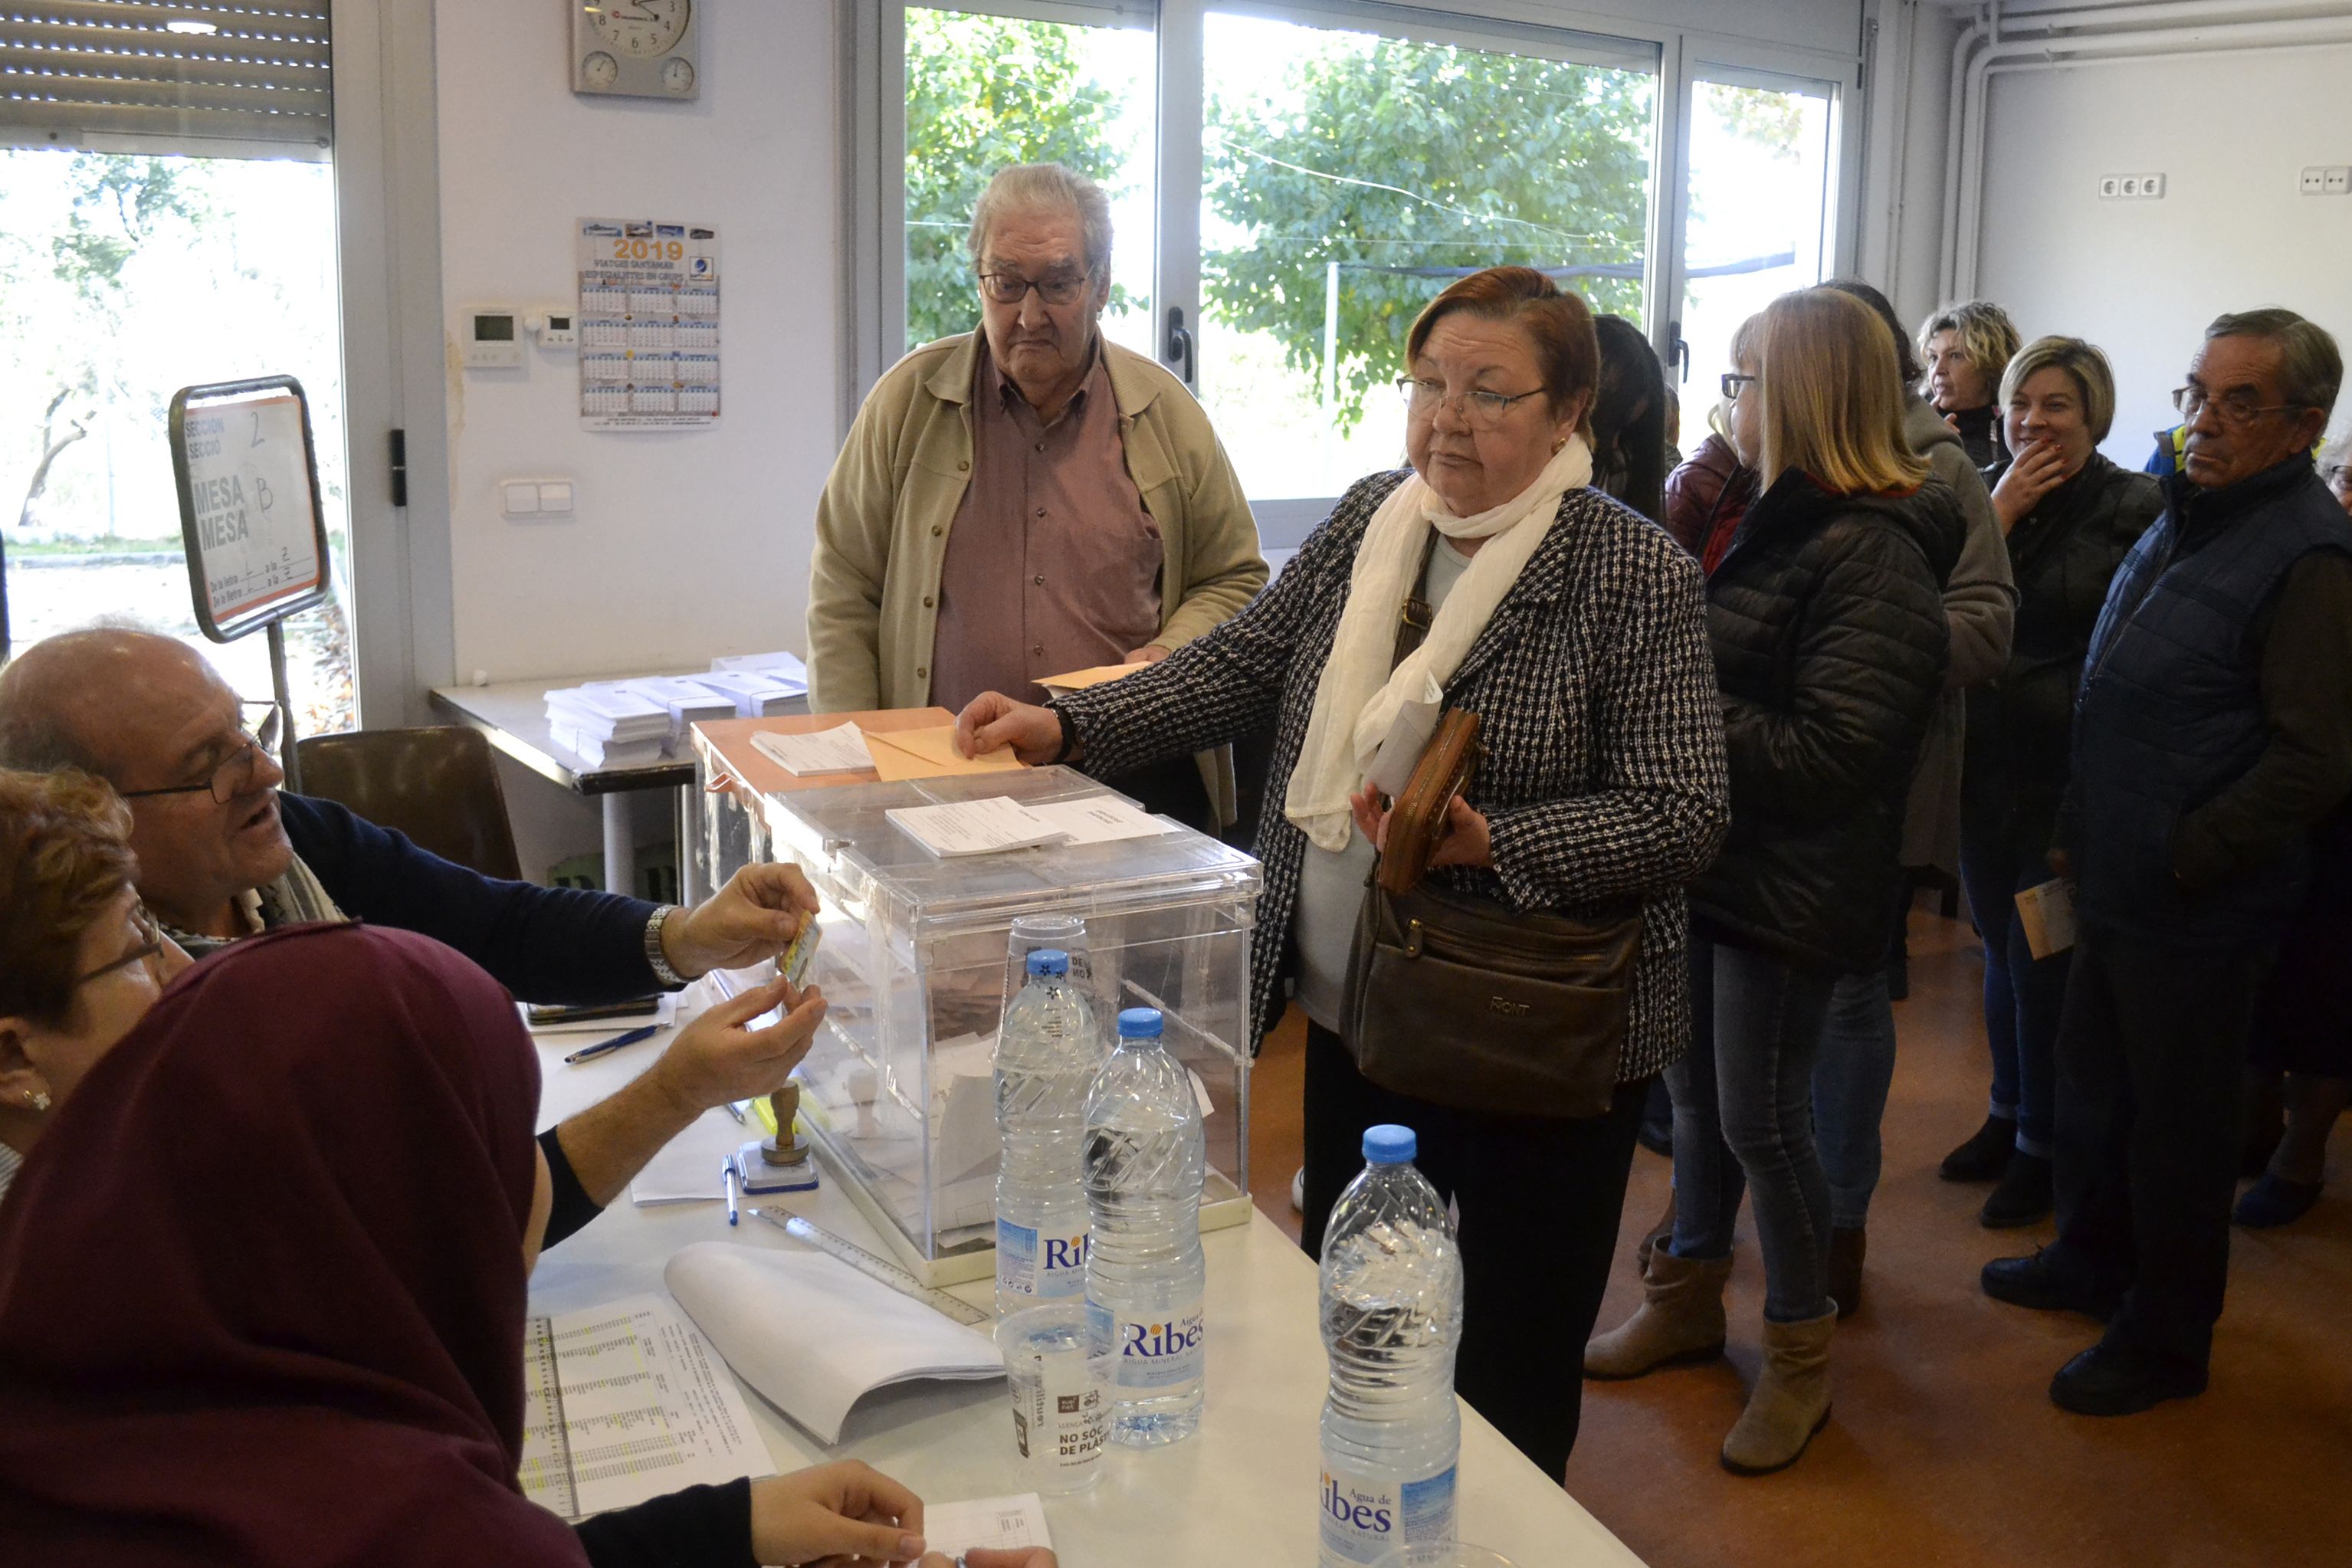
[1667,318,1690,384]
[1165,306,1196,386]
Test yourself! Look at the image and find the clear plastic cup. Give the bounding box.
[1371,1548,1521,1568]
[999,1301,1114,1495]
[1004,913,1092,1020]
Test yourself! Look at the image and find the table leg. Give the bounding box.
[602,793,636,897]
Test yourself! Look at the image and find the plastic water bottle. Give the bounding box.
[1317,1125,1463,1567]
[994,950,1104,1319]
[1083,1006,1207,1446]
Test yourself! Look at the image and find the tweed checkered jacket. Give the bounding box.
[1057,469,1730,1082]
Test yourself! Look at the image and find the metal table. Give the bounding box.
[428,674,806,897]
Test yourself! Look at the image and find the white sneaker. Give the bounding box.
[1289,1166,1305,1214]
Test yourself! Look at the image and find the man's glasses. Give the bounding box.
[74,904,166,989]
[976,271,1093,307]
[1396,377,1547,430]
[119,703,282,805]
[1721,372,1759,404]
[2173,385,2306,428]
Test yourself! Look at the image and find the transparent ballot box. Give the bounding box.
[691,721,1261,1288]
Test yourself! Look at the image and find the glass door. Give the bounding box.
[1671,67,1840,418]
[1191,7,1659,540]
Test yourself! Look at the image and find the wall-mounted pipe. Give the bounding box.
[1944,9,2352,299]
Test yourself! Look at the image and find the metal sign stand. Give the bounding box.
[167,376,333,794]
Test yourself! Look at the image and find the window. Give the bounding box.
[0,2,356,737]
[904,5,1156,359]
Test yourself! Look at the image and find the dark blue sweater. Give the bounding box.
[279,792,666,1007]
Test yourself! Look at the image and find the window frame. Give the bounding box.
[849,0,1867,540]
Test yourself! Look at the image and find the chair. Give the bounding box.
[293,726,523,882]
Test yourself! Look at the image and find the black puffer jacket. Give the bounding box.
[1692,470,1961,972]
[1961,452,2162,855]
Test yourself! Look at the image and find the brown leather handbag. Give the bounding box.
[1340,561,1645,1119]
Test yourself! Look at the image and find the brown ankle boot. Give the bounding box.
[1632,1186,1677,1272]
[1721,1310,1836,1475]
[1828,1226,1866,1319]
[1584,1248,1731,1379]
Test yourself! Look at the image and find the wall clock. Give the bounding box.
[573,1,700,101]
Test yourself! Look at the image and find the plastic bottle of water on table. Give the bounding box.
[1318,1124,1464,1567]
[1083,1005,1206,1446]
[994,949,1103,1320]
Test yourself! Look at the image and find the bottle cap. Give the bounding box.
[1362,1124,1416,1165]
[1025,949,1070,977]
[1117,1006,1163,1040]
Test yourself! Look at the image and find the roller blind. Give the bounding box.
[0,2,331,159]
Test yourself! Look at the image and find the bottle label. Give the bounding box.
[1317,1461,1457,1566]
[997,1220,1090,1301]
[1087,1295,1205,1390]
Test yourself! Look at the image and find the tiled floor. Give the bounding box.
[1248,907,2352,1567]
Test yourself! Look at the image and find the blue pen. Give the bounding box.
[723,1161,740,1226]
[563,1024,658,1065]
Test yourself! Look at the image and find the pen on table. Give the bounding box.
[724,1099,748,1124]
[723,1162,740,1227]
[563,1025,658,1065]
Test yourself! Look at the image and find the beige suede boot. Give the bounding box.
[1583,1248,1731,1379]
[1720,1309,1836,1475]
[1632,1186,1677,1273]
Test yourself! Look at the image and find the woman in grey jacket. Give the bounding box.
[956,267,1728,1480]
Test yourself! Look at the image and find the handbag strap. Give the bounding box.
[1389,530,1444,673]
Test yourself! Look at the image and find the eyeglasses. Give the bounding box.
[74,904,166,989]
[1721,372,1759,404]
[1397,377,1547,430]
[2173,385,2305,428]
[119,703,282,805]
[976,271,1094,307]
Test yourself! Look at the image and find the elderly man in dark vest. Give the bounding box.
[1983,309,2352,1415]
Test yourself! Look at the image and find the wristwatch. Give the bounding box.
[643,905,688,988]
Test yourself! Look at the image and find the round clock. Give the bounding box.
[591,0,691,59]
[661,56,696,93]
[582,51,618,89]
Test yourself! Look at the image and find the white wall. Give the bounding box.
[1974,41,2352,463]
[434,0,837,686]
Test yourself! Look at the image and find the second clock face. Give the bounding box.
[590,0,691,58]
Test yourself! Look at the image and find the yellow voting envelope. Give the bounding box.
[863,723,1024,782]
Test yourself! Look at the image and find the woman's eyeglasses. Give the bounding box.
[1396,377,1547,430]
[74,904,166,989]
[118,703,282,806]
[1721,372,1758,404]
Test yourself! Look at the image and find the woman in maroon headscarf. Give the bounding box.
[0,921,1043,1568]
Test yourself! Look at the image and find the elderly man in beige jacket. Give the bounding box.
[806,163,1266,829]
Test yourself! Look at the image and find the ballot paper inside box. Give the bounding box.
[725,767,1261,1288]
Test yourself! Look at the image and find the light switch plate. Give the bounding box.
[501,482,540,516]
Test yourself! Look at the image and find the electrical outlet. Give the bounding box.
[2120,175,2140,197]
[2142,172,2166,198]
[2303,166,2329,195]
[2098,175,2121,198]
[2101,173,2167,200]
[2328,167,2352,195]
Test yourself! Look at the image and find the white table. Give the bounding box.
[429,674,808,897]
[530,994,1644,1568]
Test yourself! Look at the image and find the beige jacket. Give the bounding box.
[806,332,1267,718]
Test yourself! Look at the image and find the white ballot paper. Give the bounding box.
[628,1104,745,1205]
[665,1242,1004,1444]
[885,796,1067,858]
[519,1294,774,1522]
[1024,794,1178,846]
[753,723,875,776]
[925,1494,1055,1557]
[1365,671,1447,799]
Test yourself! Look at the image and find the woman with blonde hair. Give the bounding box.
[1586,287,1959,1475]
[1920,298,2023,465]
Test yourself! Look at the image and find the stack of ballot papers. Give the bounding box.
[753,723,875,776]
[586,676,738,750]
[665,1242,1004,1443]
[693,669,805,717]
[886,793,1176,857]
[710,649,810,684]
[545,685,672,768]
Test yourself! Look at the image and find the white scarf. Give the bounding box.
[1283,434,1594,851]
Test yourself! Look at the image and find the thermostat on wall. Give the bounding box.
[529,307,579,348]
[464,307,524,369]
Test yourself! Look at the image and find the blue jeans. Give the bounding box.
[1959,825,2072,1157]
[1667,933,1839,1322]
[1814,967,1897,1230]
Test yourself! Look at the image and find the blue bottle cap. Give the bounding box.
[1362,1124,1416,1165]
[1025,949,1069,977]
[1117,1006,1163,1040]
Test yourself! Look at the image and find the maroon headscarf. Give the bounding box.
[0,923,590,1567]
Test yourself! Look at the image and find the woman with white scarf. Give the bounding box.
[956,267,1729,1478]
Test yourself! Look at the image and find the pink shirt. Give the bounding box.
[927,340,1164,712]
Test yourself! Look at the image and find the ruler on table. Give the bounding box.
[748,1208,991,1327]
